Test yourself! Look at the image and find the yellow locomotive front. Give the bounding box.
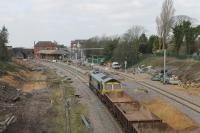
[89,70,123,95]
[102,81,123,94]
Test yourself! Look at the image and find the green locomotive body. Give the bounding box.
[89,70,123,95]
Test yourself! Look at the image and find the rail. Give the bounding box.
[110,69,200,114]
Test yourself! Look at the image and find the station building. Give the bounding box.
[34,41,68,60]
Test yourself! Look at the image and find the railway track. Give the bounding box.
[56,63,200,114]
[138,81,200,114]
[57,63,124,133]
[45,62,200,132]
[57,63,200,115]
[108,69,200,114]
[43,62,123,133]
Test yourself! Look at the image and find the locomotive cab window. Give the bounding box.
[113,83,121,90]
[104,83,112,90]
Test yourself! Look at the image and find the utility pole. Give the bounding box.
[124,60,127,73]
[75,53,78,78]
[92,55,93,65]
[66,100,71,133]
[163,49,166,84]
[62,79,71,133]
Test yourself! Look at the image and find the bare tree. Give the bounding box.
[156,0,175,49]
[172,15,195,27]
[113,25,145,65]
[122,25,145,43]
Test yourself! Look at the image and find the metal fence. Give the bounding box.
[153,52,200,61]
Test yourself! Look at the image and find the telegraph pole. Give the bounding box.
[124,60,127,73]
[163,49,166,84]
[75,53,78,79]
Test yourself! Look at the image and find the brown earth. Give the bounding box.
[1,60,88,133]
[143,97,198,132]
[0,70,47,90]
[5,88,50,133]
[0,61,50,133]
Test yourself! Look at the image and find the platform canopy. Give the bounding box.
[38,50,68,55]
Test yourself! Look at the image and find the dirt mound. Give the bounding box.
[0,83,21,102]
[143,97,198,132]
[139,57,200,97]
[0,83,22,133]
[0,60,49,133]
[139,57,200,82]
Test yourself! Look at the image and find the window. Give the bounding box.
[102,76,108,80]
[113,84,121,90]
[105,84,112,90]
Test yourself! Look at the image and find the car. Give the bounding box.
[112,62,121,69]
[161,75,181,85]
[52,60,57,63]
[151,73,163,81]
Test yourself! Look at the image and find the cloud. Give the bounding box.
[0,0,199,48]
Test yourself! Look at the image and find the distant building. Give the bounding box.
[70,40,87,59]
[70,40,86,48]
[34,41,68,60]
[34,41,58,57]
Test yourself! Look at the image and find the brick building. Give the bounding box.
[34,41,68,59]
[34,41,58,57]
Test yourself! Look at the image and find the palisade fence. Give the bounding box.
[87,55,105,64]
[151,52,200,61]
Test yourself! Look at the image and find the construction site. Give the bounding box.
[0,57,200,133]
[1,0,200,133]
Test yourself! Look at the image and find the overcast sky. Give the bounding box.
[0,0,199,48]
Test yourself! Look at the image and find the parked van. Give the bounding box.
[112,62,121,69]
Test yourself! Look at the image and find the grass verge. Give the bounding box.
[0,61,17,72]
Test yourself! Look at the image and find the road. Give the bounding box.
[41,61,123,133]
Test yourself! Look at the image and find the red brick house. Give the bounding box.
[34,41,59,58]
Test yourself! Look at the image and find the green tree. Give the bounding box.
[139,33,148,53]
[81,36,102,57]
[152,36,160,52]
[0,26,9,61]
[113,26,145,66]
[103,37,119,61]
[194,25,200,54]
[172,24,184,55]
[172,21,200,55]
[182,21,196,54]
[148,35,159,53]
[81,36,119,60]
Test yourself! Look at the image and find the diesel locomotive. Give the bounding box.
[89,70,123,95]
[88,70,175,133]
